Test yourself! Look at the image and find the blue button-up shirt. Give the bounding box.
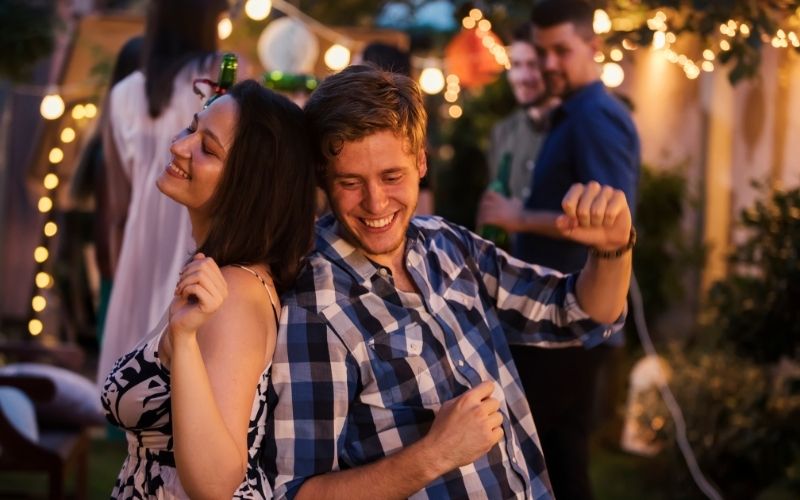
[264,214,624,499]
[514,81,640,274]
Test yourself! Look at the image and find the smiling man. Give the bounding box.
[264,65,636,499]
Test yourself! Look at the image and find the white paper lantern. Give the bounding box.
[257,18,319,74]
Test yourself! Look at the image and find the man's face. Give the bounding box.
[325,130,426,267]
[533,22,598,97]
[507,41,545,107]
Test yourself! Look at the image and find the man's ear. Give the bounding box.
[417,149,428,178]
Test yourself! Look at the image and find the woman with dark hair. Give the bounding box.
[97,0,232,387]
[102,80,316,499]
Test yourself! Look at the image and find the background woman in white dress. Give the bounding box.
[97,0,229,386]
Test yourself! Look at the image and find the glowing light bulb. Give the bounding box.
[419,67,445,95]
[652,31,666,50]
[43,173,59,190]
[32,295,47,312]
[72,105,86,120]
[601,62,625,88]
[44,222,58,237]
[448,105,463,119]
[40,94,65,120]
[245,0,271,21]
[324,44,351,71]
[610,48,623,61]
[60,127,76,143]
[593,9,612,34]
[84,103,97,118]
[29,319,43,336]
[38,196,53,213]
[469,8,482,20]
[462,17,476,29]
[35,272,51,288]
[218,17,233,40]
[477,19,491,32]
[34,246,49,263]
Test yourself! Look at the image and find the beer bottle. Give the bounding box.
[205,53,238,107]
[480,152,512,249]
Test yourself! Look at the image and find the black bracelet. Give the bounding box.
[589,227,637,259]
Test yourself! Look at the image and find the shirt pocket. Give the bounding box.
[366,323,443,408]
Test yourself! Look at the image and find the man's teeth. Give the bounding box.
[169,163,190,179]
[363,214,393,228]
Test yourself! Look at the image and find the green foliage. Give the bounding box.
[638,346,800,499]
[708,184,800,363]
[633,164,703,323]
[0,0,57,82]
[605,0,800,84]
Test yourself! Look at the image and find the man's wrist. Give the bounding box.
[590,227,637,259]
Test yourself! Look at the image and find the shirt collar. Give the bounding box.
[559,80,605,115]
[314,213,428,285]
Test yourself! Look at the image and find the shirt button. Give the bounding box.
[603,329,612,339]
[378,268,388,277]
[457,360,464,367]
[511,457,517,464]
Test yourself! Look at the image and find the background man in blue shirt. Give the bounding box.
[478,1,641,499]
[265,65,636,499]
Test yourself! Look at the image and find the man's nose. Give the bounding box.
[363,182,389,213]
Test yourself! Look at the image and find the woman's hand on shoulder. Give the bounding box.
[168,253,228,338]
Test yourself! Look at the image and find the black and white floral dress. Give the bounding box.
[101,313,272,499]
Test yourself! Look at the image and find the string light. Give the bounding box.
[419,67,445,95]
[38,196,53,213]
[35,272,52,289]
[44,222,58,237]
[324,44,350,70]
[601,62,625,88]
[32,295,46,312]
[40,94,65,120]
[28,319,43,336]
[477,19,491,32]
[448,105,463,119]
[34,246,49,264]
[71,105,86,120]
[610,48,623,62]
[245,0,272,21]
[48,148,64,164]
[594,9,612,34]
[60,127,75,143]
[468,8,482,20]
[218,16,233,40]
[43,173,59,189]
[84,103,97,118]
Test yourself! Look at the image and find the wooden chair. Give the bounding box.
[0,374,89,500]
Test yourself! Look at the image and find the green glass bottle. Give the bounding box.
[205,53,238,107]
[480,152,512,249]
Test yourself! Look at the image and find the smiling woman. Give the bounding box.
[101,80,316,500]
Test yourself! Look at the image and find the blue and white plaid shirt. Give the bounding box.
[264,214,624,499]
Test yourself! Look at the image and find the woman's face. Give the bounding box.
[156,95,238,216]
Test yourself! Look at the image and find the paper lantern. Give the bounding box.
[257,18,319,74]
[444,28,504,89]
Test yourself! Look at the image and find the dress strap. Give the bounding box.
[231,264,278,320]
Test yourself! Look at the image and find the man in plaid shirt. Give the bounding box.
[263,66,634,499]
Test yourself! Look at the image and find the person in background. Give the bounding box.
[96,0,228,387]
[263,65,635,499]
[481,22,557,243]
[478,2,641,498]
[102,80,316,499]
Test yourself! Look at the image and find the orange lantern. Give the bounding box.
[444,28,505,89]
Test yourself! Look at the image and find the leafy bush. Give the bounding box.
[708,185,800,363]
[638,347,800,499]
